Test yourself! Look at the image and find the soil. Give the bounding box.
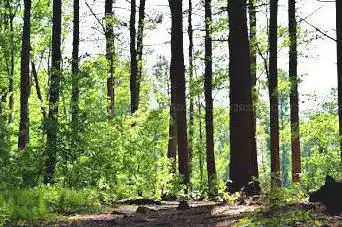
[26,201,342,227]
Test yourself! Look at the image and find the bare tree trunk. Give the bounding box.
[105,0,115,119]
[45,0,62,184]
[8,3,15,124]
[288,0,301,182]
[269,0,281,186]
[136,0,146,105]
[198,95,204,190]
[204,0,217,195]
[228,0,255,192]
[130,0,138,114]
[188,0,194,187]
[71,0,80,133]
[249,0,259,179]
[336,0,342,161]
[18,0,31,150]
[169,0,190,185]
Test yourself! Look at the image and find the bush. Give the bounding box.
[0,186,102,225]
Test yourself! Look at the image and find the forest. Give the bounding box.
[0,0,341,226]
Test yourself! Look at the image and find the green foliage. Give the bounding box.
[236,209,320,227]
[0,187,102,225]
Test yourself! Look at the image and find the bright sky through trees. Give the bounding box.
[64,0,337,111]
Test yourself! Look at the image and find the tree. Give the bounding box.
[228,0,255,192]
[105,0,115,118]
[188,0,194,185]
[18,0,31,150]
[336,0,342,161]
[169,0,189,185]
[71,0,80,137]
[130,0,138,114]
[45,0,62,184]
[288,0,301,182]
[269,0,280,185]
[249,0,259,179]
[136,0,146,106]
[204,0,217,194]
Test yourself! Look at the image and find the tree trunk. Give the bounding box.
[136,0,146,105]
[249,0,259,179]
[269,0,280,185]
[18,0,31,150]
[198,95,204,190]
[188,0,194,186]
[130,0,138,114]
[105,0,115,119]
[204,0,217,195]
[8,2,15,124]
[228,0,255,192]
[45,0,62,184]
[169,0,190,185]
[31,61,46,119]
[336,0,342,161]
[288,0,301,182]
[71,0,80,133]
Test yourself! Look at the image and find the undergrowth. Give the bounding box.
[0,187,102,226]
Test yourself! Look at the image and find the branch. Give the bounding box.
[85,0,105,32]
[299,17,336,42]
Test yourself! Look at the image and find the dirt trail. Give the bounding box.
[61,202,259,226]
[54,201,342,226]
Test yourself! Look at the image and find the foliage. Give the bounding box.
[0,187,101,225]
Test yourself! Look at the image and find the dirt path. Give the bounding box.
[60,202,259,226]
[52,201,342,227]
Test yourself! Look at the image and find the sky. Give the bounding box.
[65,0,338,112]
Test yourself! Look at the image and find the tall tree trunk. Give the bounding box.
[71,0,80,134]
[198,95,204,190]
[45,0,62,184]
[169,0,190,185]
[336,0,342,161]
[136,0,146,105]
[7,0,15,124]
[249,0,259,179]
[188,0,194,186]
[269,0,280,185]
[105,0,115,119]
[288,0,301,182]
[204,0,217,195]
[130,0,138,114]
[228,0,255,192]
[18,0,31,150]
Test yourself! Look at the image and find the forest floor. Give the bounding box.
[44,200,342,227]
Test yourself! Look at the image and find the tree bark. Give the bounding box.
[18,0,31,150]
[336,0,342,161]
[269,0,281,185]
[7,0,15,124]
[130,0,138,114]
[105,0,115,119]
[204,0,217,195]
[288,0,301,182]
[188,0,194,186]
[71,0,80,133]
[136,0,146,106]
[228,0,255,192]
[169,0,190,185]
[45,0,62,184]
[249,0,259,179]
